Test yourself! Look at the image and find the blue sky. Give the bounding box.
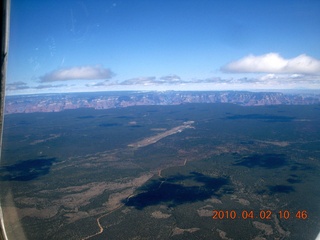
[6,0,320,95]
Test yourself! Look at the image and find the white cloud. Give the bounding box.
[222,53,320,74]
[40,66,114,82]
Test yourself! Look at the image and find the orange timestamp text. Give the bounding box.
[212,210,308,220]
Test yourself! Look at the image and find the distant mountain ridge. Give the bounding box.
[4,91,320,114]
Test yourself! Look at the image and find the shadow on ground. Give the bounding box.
[234,154,287,169]
[0,157,56,181]
[125,171,232,209]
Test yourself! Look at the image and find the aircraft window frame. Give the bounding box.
[1,0,11,239]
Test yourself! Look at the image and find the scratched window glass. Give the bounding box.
[1,1,320,239]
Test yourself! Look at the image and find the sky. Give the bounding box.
[6,0,320,95]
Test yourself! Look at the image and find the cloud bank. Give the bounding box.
[116,75,226,86]
[35,84,67,89]
[222,53,320,74]
[120,77,157,85]
[40,66,114,82]
[6,82,69,92]
[6,82,30,91]
[88,73,319,89]
[160,74,182,82]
